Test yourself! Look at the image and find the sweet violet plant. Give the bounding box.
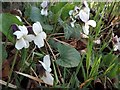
[1,1,120,89]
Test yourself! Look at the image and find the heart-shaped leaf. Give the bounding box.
[56,43,81,68]
[29,6,43,22]
[59,18,81,39]
[0,13,23,42]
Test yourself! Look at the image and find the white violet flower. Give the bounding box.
[78,1,96,35]
[93,39,101,44]
[39,55,54,85]
[82,20,96,35]
[78,1,90,23]
[41,0,49,8]
[41,8,48,16]
[13,25,34,50]
[69,6,80,27]
[32,22,47,48]
[112,34,120,51]
[41,0,49,16]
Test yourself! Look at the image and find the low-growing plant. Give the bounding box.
[1,1,120,89]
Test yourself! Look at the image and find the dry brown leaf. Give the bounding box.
[1,60,10,79]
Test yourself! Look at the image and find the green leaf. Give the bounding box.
[42,24,53,31]
[34,52,44,58]
[63,24,73,39]
[102,53,117,66]
[2,45,7,61]
[0,13,23,42]
[24,3,31,18]
[50,2,66,23]
[61,3,75,21]
[56,43,81,68]
[104,63,115,75]
[59,18,81,39]
[0,45,7,64]
[50,2,67,14]
[29,6,43,22]
[67,24,81,39]
[19,48,27,71]
[108,64,118,78]
[48,39,59,50]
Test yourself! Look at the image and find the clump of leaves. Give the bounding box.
[1,1,120,90]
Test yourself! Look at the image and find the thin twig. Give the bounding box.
[54,36,65,39]
[80,78,93,89]
[23,17,31,26]
[47,33,64,40]
[15,71,42,83]
[45,39,56,60]
[53,38,73,47]
[0,80,17,89]
[48,33,64,37]
[25,61,38,78]
[101,22,120,32]
[1,42,13,45]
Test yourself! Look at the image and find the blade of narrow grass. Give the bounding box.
[25,61,38,78]
[63,67,66,84]
[75,54,85,76]
[14,73,21,88]
[19,46,36,72]
[107,2,116,25]
[86,38,93,78]
[95,4,105,38]
[7,50,18,87]
[100,30,112,52]
[19,48,27,72]
[67,55,86,88]
[103,63,115,76]
[52,61,59,86]
[81,61,87,81]
[67,72,75,88]
[89,56,101,77]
